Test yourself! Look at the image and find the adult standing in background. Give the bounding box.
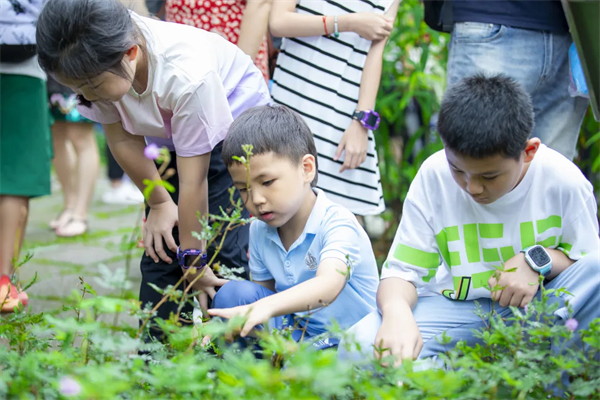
[47,76,100,237]
[269,0,400,217]
[150,0,271,82]
[0,0,51,311]
[444,0,588,160]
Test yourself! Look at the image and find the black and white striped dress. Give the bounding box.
[271,0,392,216]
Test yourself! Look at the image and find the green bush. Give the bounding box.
[2,273,599,399]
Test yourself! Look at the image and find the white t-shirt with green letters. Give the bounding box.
[381,145,599,301]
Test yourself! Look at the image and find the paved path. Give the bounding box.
[19,177,144,327]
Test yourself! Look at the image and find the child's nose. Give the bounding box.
[251,189,266,205]
[466,178,484,195]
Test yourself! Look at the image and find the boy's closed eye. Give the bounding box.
[263,179,275,187]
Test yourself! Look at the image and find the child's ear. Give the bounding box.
[523,138,541,163]
[302,154,316,184]
[125,45,139,62]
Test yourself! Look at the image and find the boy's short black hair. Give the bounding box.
[222,105,318,187]
[437,73,534,160]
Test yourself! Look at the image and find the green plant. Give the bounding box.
[373,0,447,261]
[2,263,598,399]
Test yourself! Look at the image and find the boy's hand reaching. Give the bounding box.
[374,310,423,367]
[488,252,540,308]
[208,302,274,339]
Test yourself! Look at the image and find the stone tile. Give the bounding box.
[33,244,116,265]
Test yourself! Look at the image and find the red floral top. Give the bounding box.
[166,0,269,82]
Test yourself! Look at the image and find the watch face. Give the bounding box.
[365,112,379,128]
[529,246,551,266]
[184,254,204,267]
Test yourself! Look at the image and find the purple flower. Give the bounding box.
[144,143,160,160]
[565,318,578,332]
[59,376,81,396]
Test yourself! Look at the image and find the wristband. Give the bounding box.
[334,15,339,38]
[177,247,208,270]
[322,16,329,36]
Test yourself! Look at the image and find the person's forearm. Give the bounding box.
[356,0,400,110]
[356,38,387,111]
[237,0,271,59]
[269,0,354,38]
[258,273,346,317]
[546,248,576,280]
[176,154,211,252]
[103,124,171,207]
[178,179,208,252]
[377,277,418,319]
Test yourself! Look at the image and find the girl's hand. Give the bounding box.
[144,200,179,263]
[335,119,369,172]
[188,267,228,310]
[345,12,393,41]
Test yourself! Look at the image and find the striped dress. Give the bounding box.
[271,0,392,216]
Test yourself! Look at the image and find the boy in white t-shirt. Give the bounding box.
[340,74,600,365]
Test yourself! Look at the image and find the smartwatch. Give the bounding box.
[177,247,208,270]
[352,110,380,130]
[521,245,552,277]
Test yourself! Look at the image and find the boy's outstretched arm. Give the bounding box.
[207,258,348,337]
[374,277,422,366]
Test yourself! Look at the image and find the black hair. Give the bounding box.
[36,0,145,107]
[223,105,319,187]
[437,73,534,160]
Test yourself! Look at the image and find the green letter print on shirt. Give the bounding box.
[393,215,569,301]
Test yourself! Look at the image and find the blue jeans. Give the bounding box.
[447,22,589,160]
[213,280,340,350]
[339,253,600,362]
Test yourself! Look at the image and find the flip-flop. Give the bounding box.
[55,217,88,237]
[49,209,74,230]
[0,275,28,313]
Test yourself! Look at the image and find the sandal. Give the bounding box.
[55,217,88,237]
[0,275,28,313]
[49,209,74,230]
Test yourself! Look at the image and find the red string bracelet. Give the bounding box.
[322,16,329,36]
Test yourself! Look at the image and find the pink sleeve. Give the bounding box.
[77,101,121,124]
[171,70,233,157]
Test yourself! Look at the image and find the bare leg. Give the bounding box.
[0,195,29,276]
[50,122,77,228]
[56,123,99,236]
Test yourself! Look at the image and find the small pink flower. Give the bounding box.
[565,318,578,332]
[59,376,81,396]
[524,304,530,313]
[144,143,160,160]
